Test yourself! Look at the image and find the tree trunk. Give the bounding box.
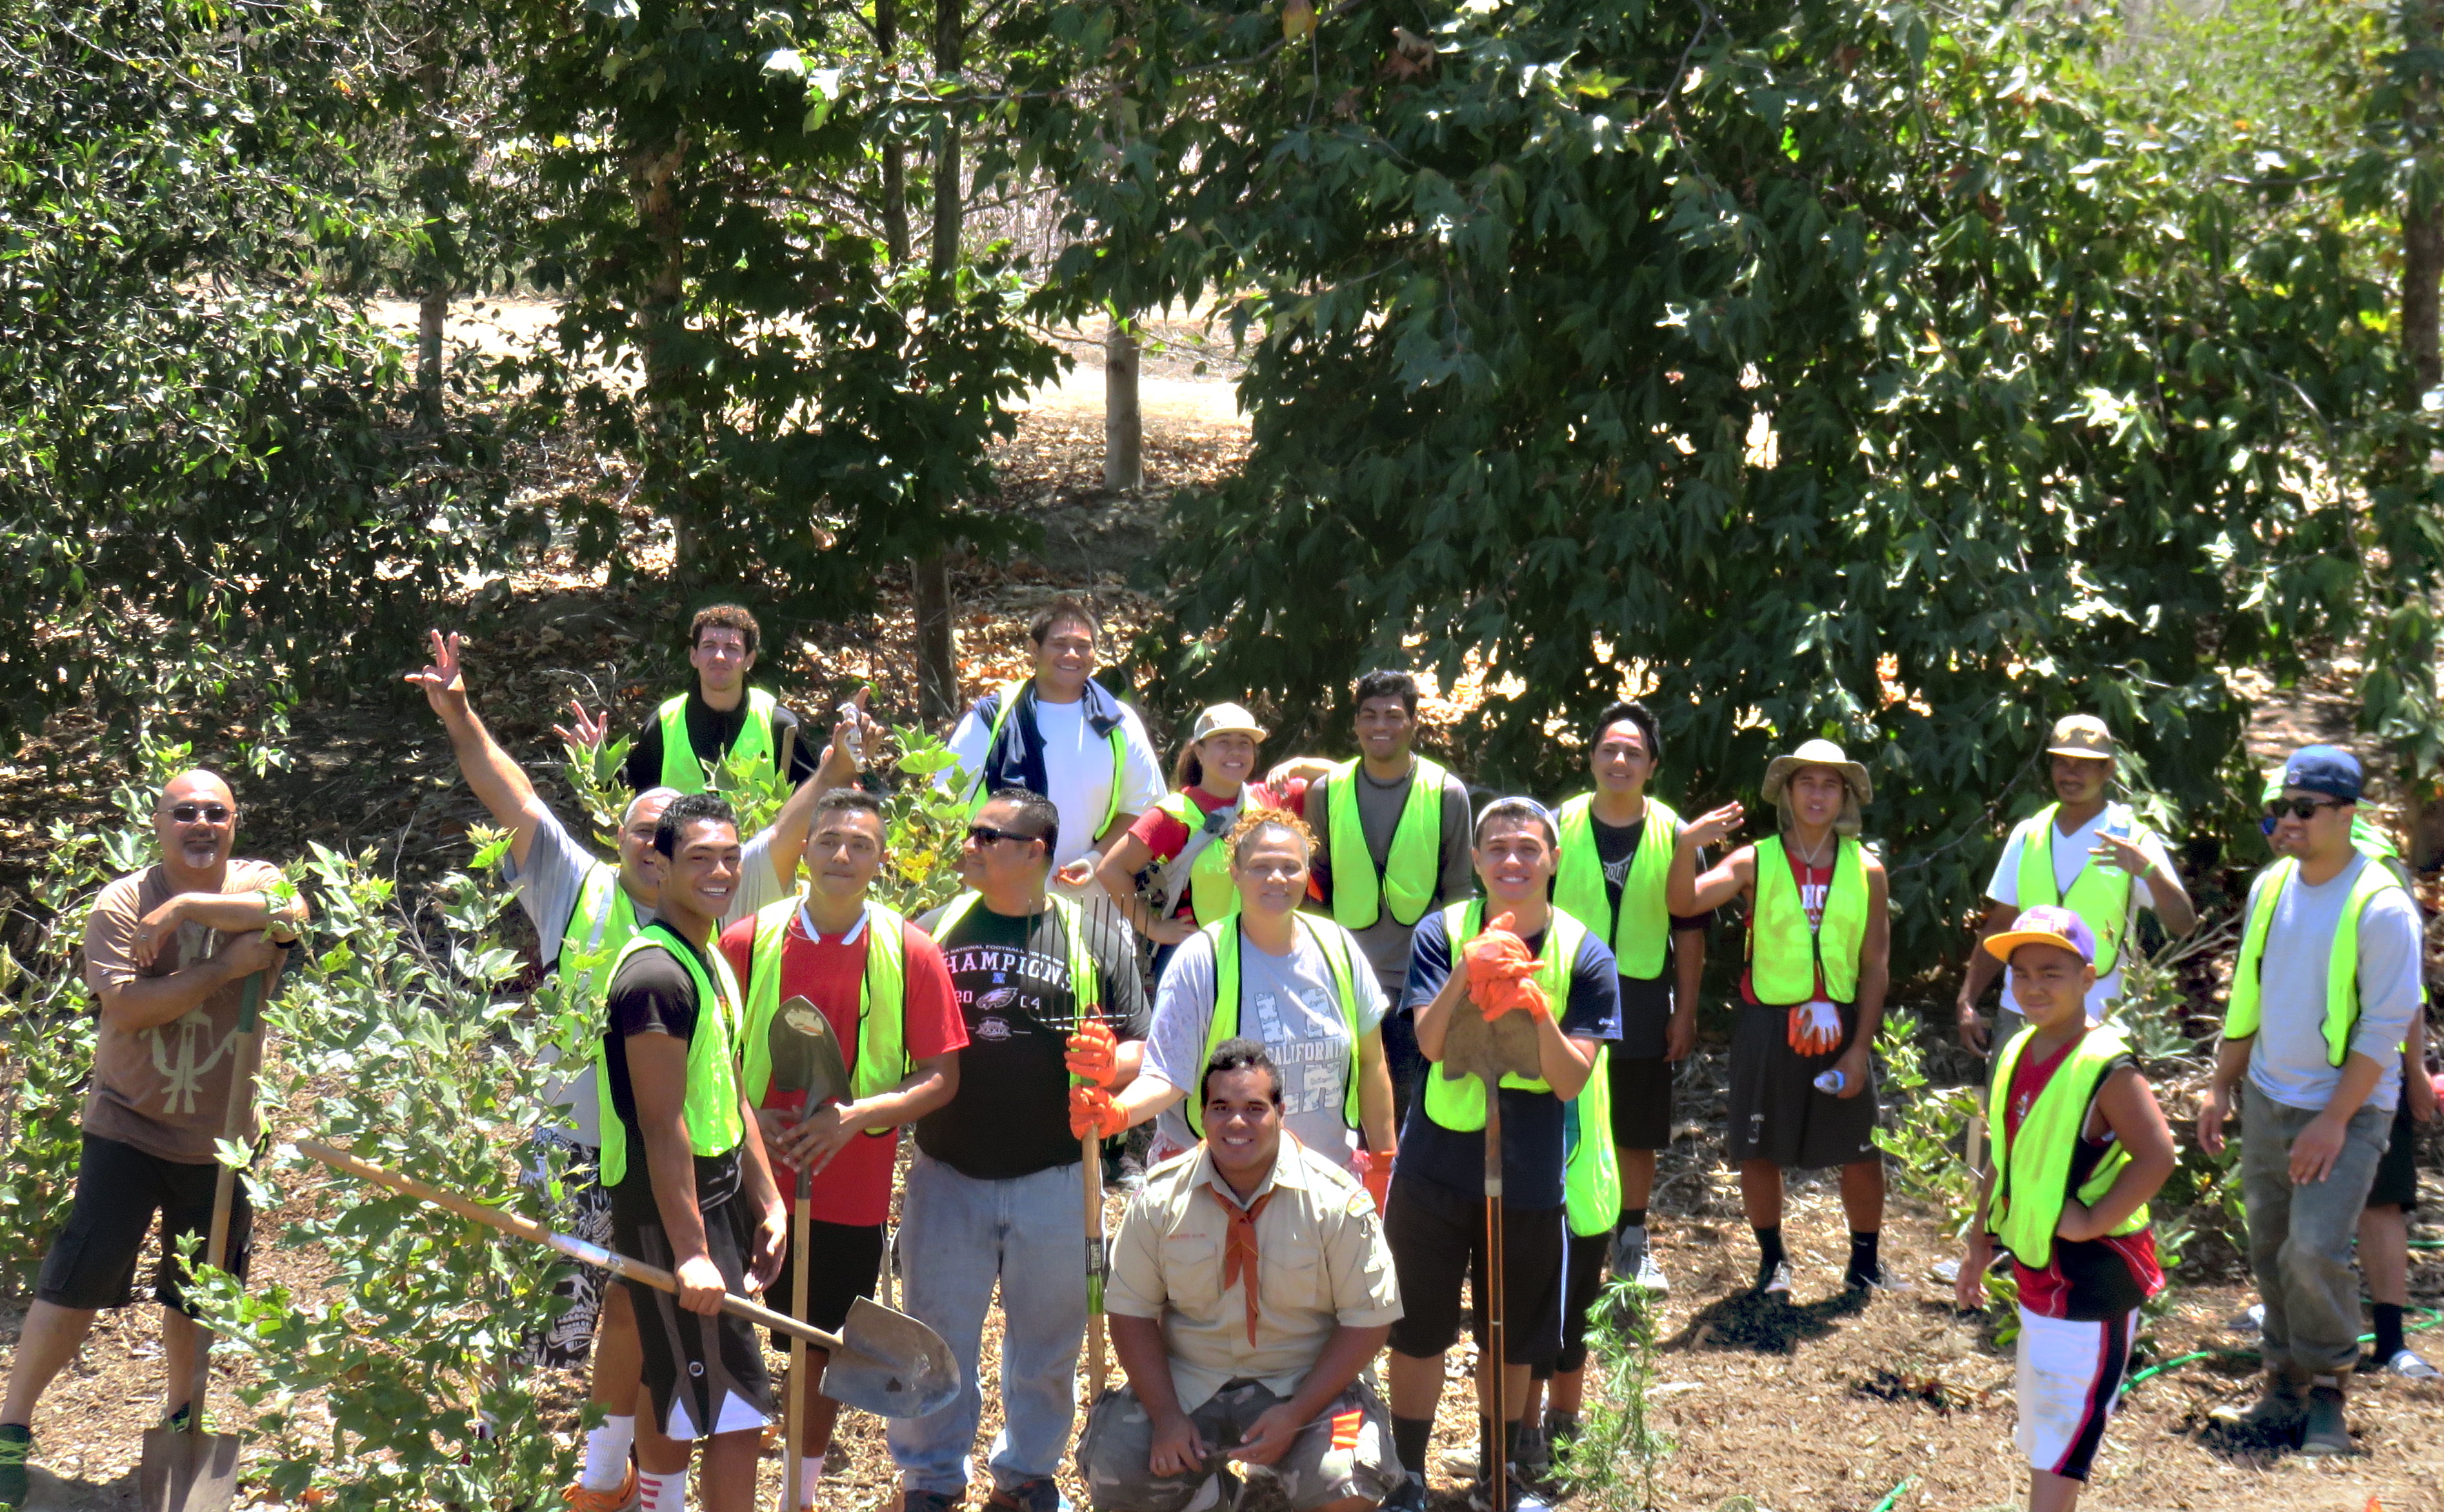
[2404,0,2444,870]
[415,34,449,426]
[1103,316,1143,492]
[630,135,694,582]
[879,0,911,268]
[910,0,965,719]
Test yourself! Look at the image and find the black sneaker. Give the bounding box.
[983,1478,1069,1512]
[1379,1474,1427,1512]
[1465,1470,1555,1512]
[0,1423,30,1510]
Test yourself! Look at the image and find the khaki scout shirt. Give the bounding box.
[1106,1135,1403,1411]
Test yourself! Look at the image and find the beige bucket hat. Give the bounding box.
[1189,702,1268,743]
[1761,737,1873,805]
[2045,713,2116,761]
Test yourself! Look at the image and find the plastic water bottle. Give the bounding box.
[836,701,864,769]
[1814,1069,1848,1095]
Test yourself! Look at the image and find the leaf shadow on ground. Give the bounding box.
[1662,1286,1870,1355]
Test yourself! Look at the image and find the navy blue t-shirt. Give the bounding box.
[1396,910,1623,1209]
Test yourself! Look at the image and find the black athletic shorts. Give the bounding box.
[614,1189,778,1441]
[765,1217,886,1351]
[34,1133,253,1317]
[1727,1003,1881,1170]
[1383,1175,1567,1369]
[2369,1097,2421,1211]
[1607,1053,1674,1152]
[1539,1226,1613,1380]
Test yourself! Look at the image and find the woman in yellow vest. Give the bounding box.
[1092,704,1296,977]
[1670,738,1891,1298]
[1956,906,2174,1512]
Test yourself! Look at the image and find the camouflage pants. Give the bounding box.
[1077,1376,1396,1512]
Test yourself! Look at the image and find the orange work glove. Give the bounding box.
[1351,1148,1395,1213]
[1069,1084,1128,1141]
[1787,1000,1844,1056]
[1065,1019,1120,1087]
[1463,912,1548,1020]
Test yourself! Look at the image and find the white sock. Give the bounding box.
[797,1452,826,1504]
[637,1467,688,1512]
[581,1415,636,1491]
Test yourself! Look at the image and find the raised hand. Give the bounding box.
[552,697,610,751]
[404,630,469,717]
[2089,828,2153,877]
[1681,800,1747,850]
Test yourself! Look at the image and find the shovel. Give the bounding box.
[1439,986,1544,1512]
[138,970,265,1512]
[767,996,852,1512]
[295,1140,959,1420]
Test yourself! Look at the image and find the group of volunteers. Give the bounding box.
[0,596,2432,1512]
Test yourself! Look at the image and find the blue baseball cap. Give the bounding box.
[2282,744,2363,804]
[1984,904,2097,966]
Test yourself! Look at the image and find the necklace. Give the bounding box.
[1792,831,1833,870]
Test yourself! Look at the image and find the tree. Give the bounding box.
[1008,0,2444,977]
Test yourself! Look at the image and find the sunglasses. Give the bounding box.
[166,804,233,825]
[965,822,1045,848]
[2264,796,2344,823]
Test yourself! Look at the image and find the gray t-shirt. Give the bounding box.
[1303,764,1474,998]
[500,806,786,1145]
[1145,921,1389,1168]
[2244,853,2424,1114]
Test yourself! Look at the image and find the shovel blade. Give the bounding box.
[769,996,852,1108]
[1441,1000,1541,1086]
[817,1297,960,1419]
[135,1427,239,1512]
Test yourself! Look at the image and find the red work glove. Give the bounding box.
[1351,1148,1394,1213]
[1070,1084,1128,1141]
[1066,1019,1120,1087]
[1463,912,1548,1020]
[1787,1000,1844,1056]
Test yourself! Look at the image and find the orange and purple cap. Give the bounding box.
[1983,904,2096,966]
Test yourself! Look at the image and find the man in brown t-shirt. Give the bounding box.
[0,770,303,1504]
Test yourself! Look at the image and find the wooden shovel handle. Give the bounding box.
[296,1139,846,1351]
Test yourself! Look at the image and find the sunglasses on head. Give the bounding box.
[965,822,1043,847]
[167,803,232,825]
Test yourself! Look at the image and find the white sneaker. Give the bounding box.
[2229,1303,2265,1335]
[2382,1347,2441,1380]
[1756,1259,1792,1298]
[1633,1246,1671,1297]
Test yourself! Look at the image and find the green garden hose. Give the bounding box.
[1867,1476,1915,1512]
[2121,1306,2444,1394]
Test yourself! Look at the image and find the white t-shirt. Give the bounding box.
[944,690,1167,870]
[1985,801,2172,1019]
[1143,922,1390,1168]
[2245,853,2424,1114]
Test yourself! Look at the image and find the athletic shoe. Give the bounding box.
[0,1423,30,1510]
[1510,1422,1550,1477]
[2298,1380,2352,1457]
[1754,1258,1792,1297]
[1630,1245,1670,1296]
[983,1477,1070,1512]
[1844,1260,1908,1293]
[1543,1409,1580,1455]
[1379,1474,1427,1512]
[2228,1302,2265,1335]
[1465,1471,1555,1512]
[2207,1374,2305,1439]
[564,1467,640,1512]
[901,1492,963,1512]
[2378,1346,2442,1380]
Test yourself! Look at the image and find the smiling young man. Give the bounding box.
[624,604,826,794]
[945,600,1167,893]
[597,793,790,1512]
[1670,738,1892,1298]
[1299,671,1474,1122]
[0,771,306,1511]
[891,788,1152,1512]
[2198,745,2423,1456]
[719,789,965,1507]
[1382,799,1619,1512]
[1083,1039,1404,1512]
[1956,715,2195,1054]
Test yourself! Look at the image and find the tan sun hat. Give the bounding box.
[2045,713,2116,761]
[1190,702,1268,743]
[1761,737,1872,805]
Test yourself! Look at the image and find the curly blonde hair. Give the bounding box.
[1225,806,1317,868]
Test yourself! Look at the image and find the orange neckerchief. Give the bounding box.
[1203,1182,1276,1344]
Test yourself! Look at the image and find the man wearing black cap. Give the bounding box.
[2198,745,2423,1456]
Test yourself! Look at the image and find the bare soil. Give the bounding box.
[5,353,2443,1512]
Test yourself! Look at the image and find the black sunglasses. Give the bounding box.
[166,804,233,825]
[966,822,1045,848]
[2264,796,2344,822]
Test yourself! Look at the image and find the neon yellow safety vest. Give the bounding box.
[1985,1023,2149,1269]
[562,862,646,995]
[963,682,1130,841]
[1187,915,1365,1139]
[1553,793,1681,979]
[1422,900,1588,1133]
[1151,790,1241,926]
[739,899,911,1138]
[2013,804,2138,975]
[2224,855,2410,1068]
[1747,835,1868,1006]
[657,687,779,793]
[596,922,748,1188]
[932,891,1102,1017]
[1327,756,1448,931]
[1562,1046,1621,1237]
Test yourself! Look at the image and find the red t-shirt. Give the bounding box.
[1740,848,1834,1005]
[2000,1035,2164,1320]
[1125,781,1303,920]
[717,904,967,1227]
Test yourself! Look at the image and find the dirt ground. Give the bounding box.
[4,325,2443,1512]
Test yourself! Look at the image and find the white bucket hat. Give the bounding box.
[1190,703,1268,743]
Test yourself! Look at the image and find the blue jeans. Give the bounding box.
[888,1153,1090,1497]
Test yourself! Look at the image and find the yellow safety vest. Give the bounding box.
[1327,755,1448,931]
[2224,855,2410,1068]
[1188,914,1365,1139]
[656,687,779,793]
[1150,790,1241,926]
[1747,835,1868,1006]
[1562,1046,1621,1238]
[739,899,912,1137]
[1422,900,1588,1132]
[597,922,748,1188]
[1985,1023,2149,1269]
[1553,793,1681,979]
[2013,804,2138,975]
